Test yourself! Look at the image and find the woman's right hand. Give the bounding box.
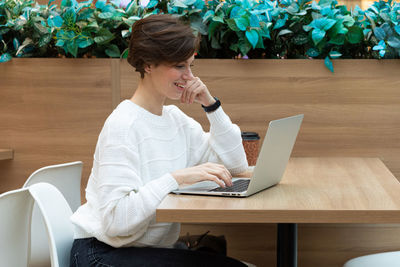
[171,162,233,187]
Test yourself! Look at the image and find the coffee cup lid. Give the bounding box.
[241,132,260,140]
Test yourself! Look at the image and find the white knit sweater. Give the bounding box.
[70,100,248,248]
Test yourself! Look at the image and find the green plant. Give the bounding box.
[1,0,399,72]
[366,0,400,58]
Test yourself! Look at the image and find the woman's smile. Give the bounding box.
[174,82,186,92]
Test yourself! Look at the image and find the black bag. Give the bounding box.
[175,231,227,256]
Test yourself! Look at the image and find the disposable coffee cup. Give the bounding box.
[241,132,260,166]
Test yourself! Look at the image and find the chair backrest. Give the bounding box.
[23,161,82,267]
[24,161,83,211]
[29,183,74,267]
[0,187,34,267]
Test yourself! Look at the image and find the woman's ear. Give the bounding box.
[144,64,152,74]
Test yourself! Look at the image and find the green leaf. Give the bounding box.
[202,10,214,23]
[306,48,319,57]
[259,22,271,39]
[395,25,400,36]
[55,39,65,47]
[342,15,355,27]
[63,8,77,25]
[322,19,336,31]
[121,48,129,59]
[249,14,260,28]
[347,26,363,44]
[229,43,239,52]
[121,29,130,38]
[329,34,345,45]
[66,41,78,57]
[208,21,221,39]
[286,3,299,15]
[47,15,63,27]
[13,38,20,50]
[245,29,259,49]
[273,15,288,30]
[190,17,208,35]
[0,53,12,62]
[77,37,94,48]
[324,56,334,72]
[212,16,224,23]
[226,18,240,31]
[105,44,120,57]
[39,34,52,47]
[374,27,386,41]
[387,36,400,49]
[94,28,114,44]
[95,0,106,10]
[210,35,221,49]
[234,17,249,31]
[238,39,251,56]
[329,51,342,58]
[292,34,308,45]
[331,22,348,35]
[278,29,293,36]
[256,34,265,49]
[295,10,307,16]
[34,22,49,34]
[147,0,158,8]
[312,28,326,45]
[98,12,114,19]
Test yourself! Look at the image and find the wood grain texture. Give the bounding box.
[0,59,113,199]
[120,59,400,180]
[181,223,400,267]
[157,158,400,223]
[0,149,13,160]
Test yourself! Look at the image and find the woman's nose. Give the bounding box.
[183,68,194,80]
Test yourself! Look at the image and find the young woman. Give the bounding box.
[70,14,249,266]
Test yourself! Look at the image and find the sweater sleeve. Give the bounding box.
[186,107,248,175]
[96,142,178,239]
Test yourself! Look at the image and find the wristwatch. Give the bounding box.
[201,97,221,113]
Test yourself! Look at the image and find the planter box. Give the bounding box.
[1,58,400,267]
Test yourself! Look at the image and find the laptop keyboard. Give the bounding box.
[209,179,250,192]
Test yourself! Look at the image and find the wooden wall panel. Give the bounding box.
[0,59,113,201]
[181,223,400,267]
[120,59,400,179]
[1,58,399,267]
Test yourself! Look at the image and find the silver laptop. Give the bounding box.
[172,114,304,197]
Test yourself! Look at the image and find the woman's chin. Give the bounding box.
[167,95,182,102]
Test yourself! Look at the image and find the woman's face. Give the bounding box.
[147,54,195,101]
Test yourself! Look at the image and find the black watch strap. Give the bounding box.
[202,97,221,113]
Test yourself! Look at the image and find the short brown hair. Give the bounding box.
[127,14,200,78]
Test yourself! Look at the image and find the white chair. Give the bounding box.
[343,251,400,267]
[24,161,83,211]
[0,187,35,267]
[23,161,83,267]
[29,183,74,267]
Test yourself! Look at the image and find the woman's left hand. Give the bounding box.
[181,77,216,106]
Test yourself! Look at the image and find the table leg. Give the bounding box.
[277,223,297,267]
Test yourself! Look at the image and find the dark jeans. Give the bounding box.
[70,237,247,267]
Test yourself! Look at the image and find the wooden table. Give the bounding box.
[156,158,400,267]
[0,149,13,160]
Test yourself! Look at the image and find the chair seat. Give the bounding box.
[344,251,400,267]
